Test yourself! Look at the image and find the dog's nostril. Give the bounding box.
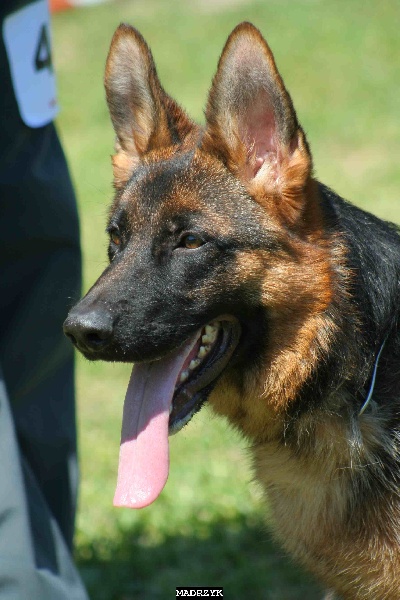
[85,331,110,346]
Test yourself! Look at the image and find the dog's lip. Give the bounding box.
[168,316,241,434]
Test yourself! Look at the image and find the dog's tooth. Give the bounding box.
[200,323,219,348]
[180,370,189,383]
[209,333,217,343]
[205,324,217,335]
[198,345,208,358]
[189,359,200,370]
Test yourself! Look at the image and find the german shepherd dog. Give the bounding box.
[64,23,400,599]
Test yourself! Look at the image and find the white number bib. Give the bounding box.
[3,0,59,128]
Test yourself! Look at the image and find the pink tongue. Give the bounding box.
[113,334,199,508]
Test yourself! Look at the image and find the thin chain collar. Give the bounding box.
[359,337,387,416]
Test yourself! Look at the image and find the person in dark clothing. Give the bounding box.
[0,1,88,596]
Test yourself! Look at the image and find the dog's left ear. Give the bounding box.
[201,22,312,226]
[105,24,195,189]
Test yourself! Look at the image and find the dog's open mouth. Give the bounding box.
[169,318,241,434]
[113,317,241,509]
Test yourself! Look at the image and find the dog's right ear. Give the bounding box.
[105,24,195,189]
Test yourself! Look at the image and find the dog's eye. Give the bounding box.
[179,233,204,250]
[110,229,121,246]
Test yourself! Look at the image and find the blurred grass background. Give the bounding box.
[52,1,400,598]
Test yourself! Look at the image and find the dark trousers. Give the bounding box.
[0,4,88,595]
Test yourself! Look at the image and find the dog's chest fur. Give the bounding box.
[252,404,400,598]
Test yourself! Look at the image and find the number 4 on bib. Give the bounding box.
[3,0,59,127]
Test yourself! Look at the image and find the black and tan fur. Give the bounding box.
[64,23,400,599]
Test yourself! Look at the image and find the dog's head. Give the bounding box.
[64,23,332,507]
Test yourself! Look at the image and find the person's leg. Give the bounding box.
[0,371,88,599]
[0,121,82,552]
[0,4,87,594]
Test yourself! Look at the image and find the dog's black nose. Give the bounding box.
[63,306,113,354]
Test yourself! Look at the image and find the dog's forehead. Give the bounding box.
[114,149,248,227]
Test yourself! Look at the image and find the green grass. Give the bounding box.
[52,1,400,598]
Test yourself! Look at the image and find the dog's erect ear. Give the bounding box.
[201,23,312,224]
[105,24,195,188]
